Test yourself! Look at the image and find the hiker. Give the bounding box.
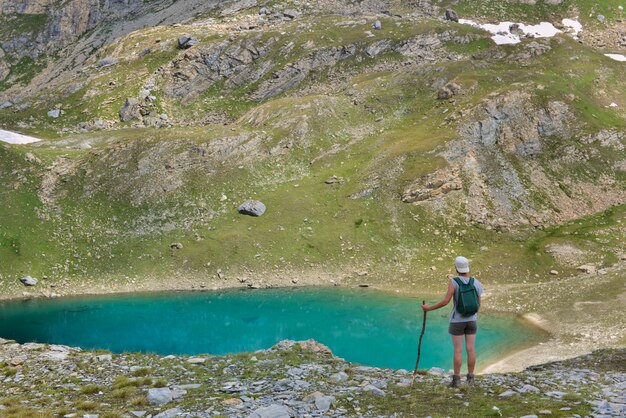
[422,256,483,387]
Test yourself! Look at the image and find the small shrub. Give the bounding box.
[80,384,101,395]
[131,367,151,377]
[76,400,98,411]
[152,378,168,388]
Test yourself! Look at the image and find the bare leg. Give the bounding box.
[451,335,463,375]
[465,334,477,374]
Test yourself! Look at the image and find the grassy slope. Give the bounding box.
[0,4,623,368]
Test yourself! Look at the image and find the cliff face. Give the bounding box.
[0,0,146,59]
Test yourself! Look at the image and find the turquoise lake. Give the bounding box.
[0,288,543,370]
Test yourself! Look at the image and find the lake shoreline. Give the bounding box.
[0,278,562,373]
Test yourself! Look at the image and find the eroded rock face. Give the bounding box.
[464,91,572,156]
[403,91,626,229]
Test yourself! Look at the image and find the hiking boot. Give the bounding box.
[466,373,475,386]
[449,374,461,388]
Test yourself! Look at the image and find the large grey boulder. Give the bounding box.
[238,200,266,216]
[147,387,173,406]
[20,276,38,286]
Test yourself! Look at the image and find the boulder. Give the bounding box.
[444,9,458,22]
[170,242,184,250]
[437,82,461,100]
[119,98,142,122]
[373,20,382,30]
[47,109,62,118]
[330,371,349,382]
[177,35,198,49]
[315,395,334,412]
[20,276,38,286]
[577,265,596,274]
[249,404,291,418]
[147,387,173,406]
[364,384,386,396]
[283,9,301,19]
[437,86,453,100]
[238,200,266,216]
[153,408,182,418]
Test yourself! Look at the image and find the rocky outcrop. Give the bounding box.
[404,91,626,228]
[162,34,276,104]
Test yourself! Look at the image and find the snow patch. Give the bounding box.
[561,18,583,39]
[459,18,583,45]
[0,129,42,144]
[604,54,626,62]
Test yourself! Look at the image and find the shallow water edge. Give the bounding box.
[0,284,550,373]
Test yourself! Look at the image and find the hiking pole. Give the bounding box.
[411,300,427,386]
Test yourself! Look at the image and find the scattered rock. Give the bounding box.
[147,387,173,406]
[222,398,243,405]
[283,9,301,19]
[177,35,198,49]
[47,109,63,118]
[20,276,38,286]
[444,9,458,22]
[330,371,349,382]
[97,57,118,68]
[577,265,596,274]
[170,242,184,250]
[549,270,559,275]
[249,404,291,418]
[597,14,605,23]
[119,98,142,122]
[324,175,344,185]
[498,390,517,397]
[428,367,445,375]
[238,200,266,216]
[364,384,386,396]
[187,357,206,364]
[153,408,182,418]
[315,395,334,412]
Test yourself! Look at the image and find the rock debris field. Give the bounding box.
[0,338,623,417]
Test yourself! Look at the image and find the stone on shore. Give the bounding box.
[153,408,182,418]
[249,404,292,418]
[20,276,38,286]
[147,387,173,406]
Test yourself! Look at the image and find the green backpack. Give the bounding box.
[453,277,480,317]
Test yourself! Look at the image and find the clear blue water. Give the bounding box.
[0,288,543,370]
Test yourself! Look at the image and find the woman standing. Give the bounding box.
[422,256,483,387]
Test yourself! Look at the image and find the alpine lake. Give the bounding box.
[0,287,545,370]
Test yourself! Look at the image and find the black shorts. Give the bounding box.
[448,321,478,336]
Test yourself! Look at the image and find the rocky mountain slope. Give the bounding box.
[0,0,624,378]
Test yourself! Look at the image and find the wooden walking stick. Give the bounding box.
[411,300,427,386]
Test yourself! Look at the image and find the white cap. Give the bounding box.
[455,256,470,273]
